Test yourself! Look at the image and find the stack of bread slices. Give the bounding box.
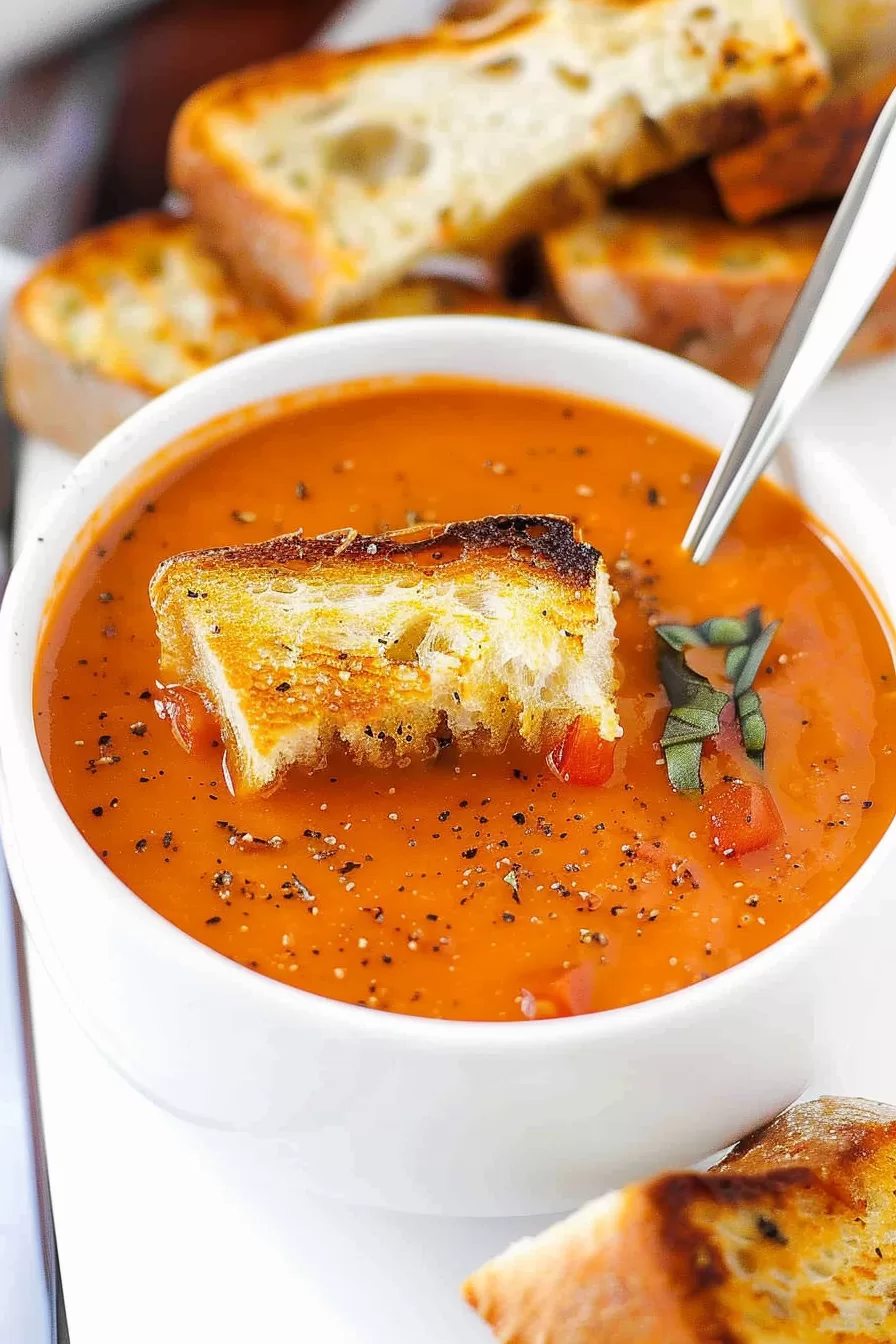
[5,0,896,455]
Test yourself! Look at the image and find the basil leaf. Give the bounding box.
[656,623,700,652]
[699,616,754,647]
[725,642,751,684]
[657,615,754,651]
[656,608,779,789]
[732,620,780,697]
[664,740,704,794]
[737,690,768,766]
[731,620,779,765]
[658,644,730,792]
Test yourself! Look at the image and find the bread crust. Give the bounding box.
[3,302,150,457]
[154,514,603,590]
[546,210,896,387]
[464,1096,896,1344]
[711,63,896,224]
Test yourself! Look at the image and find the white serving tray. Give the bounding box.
[15,352,896,1344]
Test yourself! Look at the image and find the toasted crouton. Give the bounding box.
[545,209,896,386]
[169,0,827,323]
[3,212,547,456]
[710,62,896,224]
[465,1096,896,1343]
[149,516,619,793]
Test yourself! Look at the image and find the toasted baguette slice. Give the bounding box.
[465,1096,896,1343]
[711,62,896,224]
[3,213,539,456]
[149,516,619,793]
[169,0,827,323]
[545,209,896,387]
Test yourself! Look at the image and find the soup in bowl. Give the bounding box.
[2,318,895,1215]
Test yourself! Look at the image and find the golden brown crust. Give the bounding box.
[161,514,603,590]
[718,1095,896,1195]
[545,210,896,387]
[710,63,896,224]
[168,136,324,314]
[465,1096,896,1344]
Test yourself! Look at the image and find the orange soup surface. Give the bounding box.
[36,378,896,1021]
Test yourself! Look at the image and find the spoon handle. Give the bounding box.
[684,87,896,566]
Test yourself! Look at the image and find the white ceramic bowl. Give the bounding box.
[2,318,895,1217]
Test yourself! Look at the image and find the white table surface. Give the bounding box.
[13,352,896,1344]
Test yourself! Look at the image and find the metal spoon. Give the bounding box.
[684,87,896,565]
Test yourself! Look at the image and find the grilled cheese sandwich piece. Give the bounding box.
[545,209,896,386]
[169,0,828,323]
[149,516,619,793]
[4,212,538,456]
[465,1096,896,1344]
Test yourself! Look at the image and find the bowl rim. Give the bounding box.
[3,313,896,1051]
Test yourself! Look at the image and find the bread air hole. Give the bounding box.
[478,54,523,77]
[299,97,348,124]
[382,617,448,664]
[324,124,431,187]
[552,64,592,93]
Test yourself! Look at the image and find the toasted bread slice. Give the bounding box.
[4,213,541,456]
[169,0,827,323]
[545,209,896,387]
[711,61,896,224]
[149,516,619,793]
[465,1096,896,1343]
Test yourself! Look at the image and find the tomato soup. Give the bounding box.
[35,378,896,1021]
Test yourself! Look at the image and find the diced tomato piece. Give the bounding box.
[521,963,597,1020]
[706,780,783,858]
[160,686,219,755]
[548,716,616,786]
[549,963,596,1017]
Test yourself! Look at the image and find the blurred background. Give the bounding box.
[0,0,441,256]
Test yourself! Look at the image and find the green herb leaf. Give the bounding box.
[656,613,760,652]
[732,620,780,698]
[663,740,704,794]
[656,608,779,789]
[737,688,767,763]
[658,644,730,793]
[731,620,779,766]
